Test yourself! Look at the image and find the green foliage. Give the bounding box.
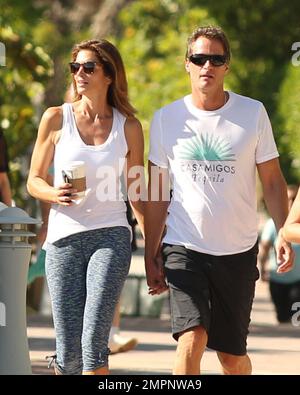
[196,0,300,105]
[117,0,300,179]
[0,1,87,208]
[194,0,300,179]
[1,0,300,210]
[277,64,300,181]
[0,22,53,207]
[116,0,218,156]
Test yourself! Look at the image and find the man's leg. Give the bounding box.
[207,243,259,375]
[217,352,252,375]
[162,244,211,375]
[173,326,208,375]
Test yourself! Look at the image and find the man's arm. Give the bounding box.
[257,158,294,272]
[144,161,170,295]
[0,172,12,206]
[257,159,288,230]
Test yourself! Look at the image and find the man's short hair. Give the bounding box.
[186,26,231,63]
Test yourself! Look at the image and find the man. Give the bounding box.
[145,26,294,375]
[0,127,12,206]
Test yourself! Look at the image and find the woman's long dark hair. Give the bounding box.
[71,39,136,118]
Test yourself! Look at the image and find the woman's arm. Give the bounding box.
[283,187,300,243]
[27,107,76,206]
[124,117,145,238]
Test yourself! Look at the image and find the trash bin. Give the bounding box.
[0,204,40,375]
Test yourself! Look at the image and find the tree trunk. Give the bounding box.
[91,0,134,38]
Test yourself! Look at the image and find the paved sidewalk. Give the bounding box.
[27,244,300,375]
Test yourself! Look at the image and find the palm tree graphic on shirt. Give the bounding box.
[179,133,235,161]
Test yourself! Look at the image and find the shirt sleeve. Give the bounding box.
[0,130,9,173]
[148,109,168,168]
[255,104,279,164]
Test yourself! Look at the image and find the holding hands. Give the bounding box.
[145,250,169,296]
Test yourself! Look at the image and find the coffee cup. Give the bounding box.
[62,161,86,199]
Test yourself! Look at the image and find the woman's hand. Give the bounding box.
[275,229,295,273]
[145,251,169,296]
[54,183,78,206]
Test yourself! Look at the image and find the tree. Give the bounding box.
[0,2,53,207]
[115,0,217,155]
[0,0,133,208]
[116,0,300,179]
[91,0,134,38]
[3,0,300,209]
[277,63,300,182]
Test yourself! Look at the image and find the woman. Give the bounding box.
[283,187,300,244]
[27,39,145,375]
[259,186,300,323]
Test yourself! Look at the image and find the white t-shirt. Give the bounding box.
[149,92,279,255]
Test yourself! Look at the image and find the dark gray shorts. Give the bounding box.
[162,242,259,356]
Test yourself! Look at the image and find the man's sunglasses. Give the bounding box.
[69,61,98,74]
[189,54,227,67]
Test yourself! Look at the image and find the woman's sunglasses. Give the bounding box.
[189,54,227,67]
[69,61,98,74]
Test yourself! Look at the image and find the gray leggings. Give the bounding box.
[46,226,131,374]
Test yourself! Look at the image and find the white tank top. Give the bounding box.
[46,103,131,244]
